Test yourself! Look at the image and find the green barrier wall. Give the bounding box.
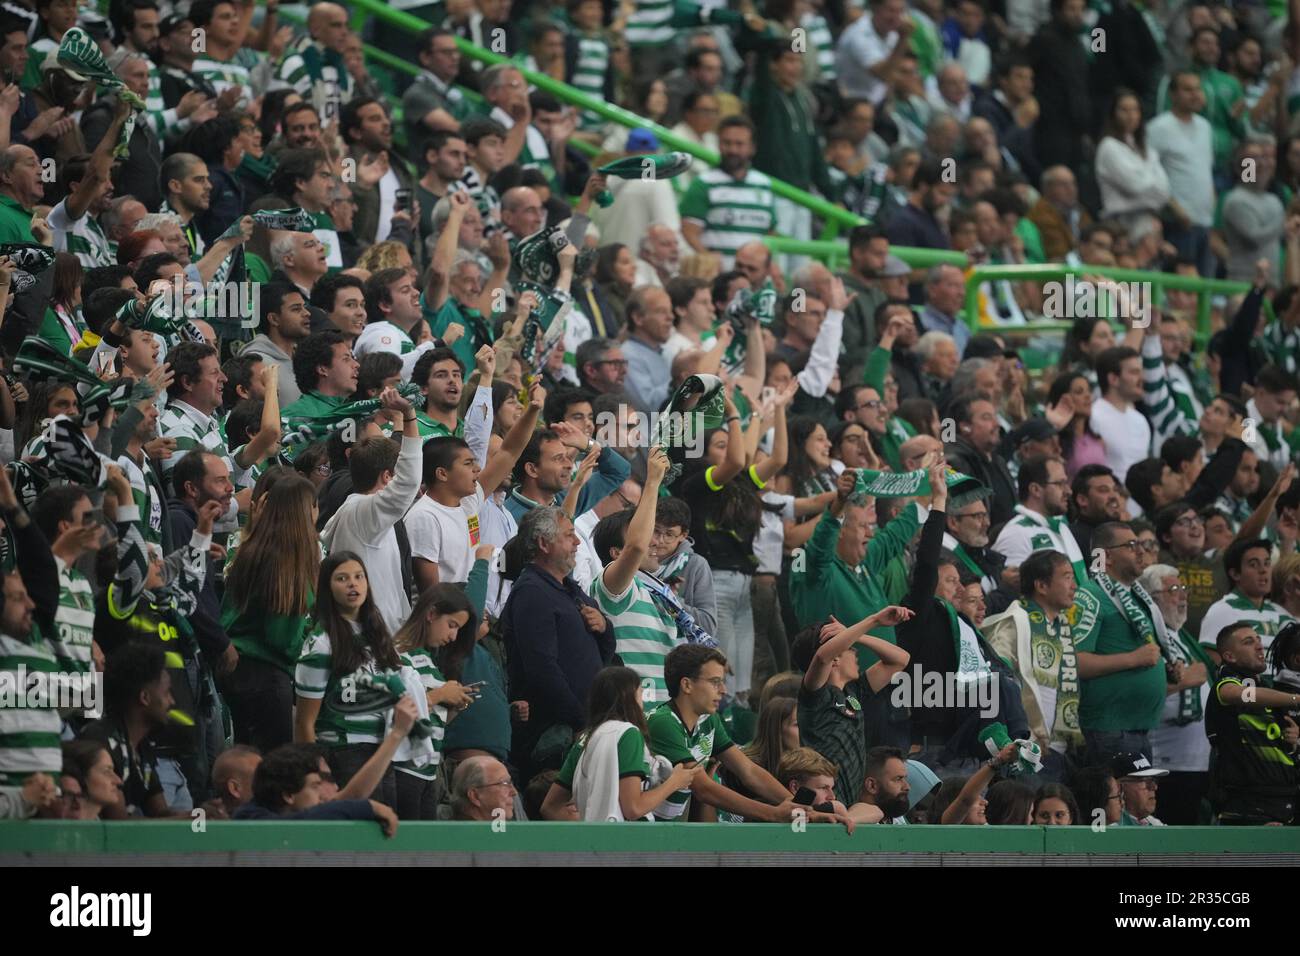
[4,821,1297,862]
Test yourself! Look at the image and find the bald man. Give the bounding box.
[500,185,544,242]
[733,240,774,289]
[899,434,944,472]
[210,745,262,817]
[1028,165,1093,261]
[277,2,354,125]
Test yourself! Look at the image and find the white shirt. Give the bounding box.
[376,166,399,243]
[1146,112,1215,227]
[320,434,422,635]
[835,13,898,105]
[572,508,603,595]
[1089,396,1151,484]
[403,483,488,584]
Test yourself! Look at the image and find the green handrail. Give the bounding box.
[339,0,866,237]
[764,236,967,271]
[962,263,1250,343]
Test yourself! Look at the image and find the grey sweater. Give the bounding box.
[239,333,302,407]
[663,540,718,639]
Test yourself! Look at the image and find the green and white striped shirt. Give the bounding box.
[591,572,680,711]
[625,0,676,47]
[396,650,448,780]
[1140,335,1198,452]
[1260,316,1299,375]
[49,558,95,675]
[295,628,390,746]
[1197,590,1295,651]
[570,33,609,128]
[646,702,733,820]
[159,400,250,485]
[48,198,113,269]
[277,36,353,126]
[679,168,778,270]
[0,630,63,786]
[803,12,836,81]
[192,47,263,99]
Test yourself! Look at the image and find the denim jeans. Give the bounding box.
[1083,729,1151,767]
[712,570,754,699]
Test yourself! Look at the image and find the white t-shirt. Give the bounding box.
[376,166,400,243]
[403,483,487,584]
[1089,396,1150,484]
[835,13,898,105]
[1145,112,1215,227]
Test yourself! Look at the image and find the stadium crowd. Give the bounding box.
[1,0,1300,833]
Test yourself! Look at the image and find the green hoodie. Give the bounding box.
[790,503,921,666]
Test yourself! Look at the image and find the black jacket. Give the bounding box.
[83,93,162,212]
[944,436,1017,528]
[1029,19,1092,173]
[167,499,230,662]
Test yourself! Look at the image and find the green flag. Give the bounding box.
[595,152,694,207]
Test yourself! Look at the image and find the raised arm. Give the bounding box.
[233,363,282,469]
[429,191,470,311]
[803,606,915,692]
[753,379,798,484]
[64,97,131,222]
[601,447,668,595]
[478,378,544,493]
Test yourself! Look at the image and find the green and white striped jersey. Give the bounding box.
[118,454,165,547]
[49,558,95,675]
[802,12,836,81]
[1197,590,1295,651]
[192,49,258,97]
[277,36,353,126]
[1139,335,1199,452]
[591,572,680,711]
[396,650,448,780]
[159,400,249,485]
[646,701,733,820]
[1260,316,1299,375]
[48,198,113,269]
[570,33,609,128]
[679,168,778,269]
[625,0,676,47]
[0,630,63,786]
[295,628,390,746]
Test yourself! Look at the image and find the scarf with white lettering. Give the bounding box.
[1021,599,1083,749]
[1094,572,1198,721]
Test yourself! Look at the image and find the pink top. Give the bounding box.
[1065,430,1107,479]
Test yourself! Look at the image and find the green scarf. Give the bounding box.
[941,599,994,684]
[279,382,422,450]
[1022,599,1083,750]
[720,278,777,374]
[1094,572,1198,721]
[853,465,982,500]
[57,28,144,157]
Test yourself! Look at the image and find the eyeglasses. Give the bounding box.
[1107,791,1123,802]
[475,779,516,791]
[1174,516,1205,528]
[1136,540,1158,552]
[856,400,884,411]
[693,676,727,689]
[1106,540,1142,552]
[956,512,989,522]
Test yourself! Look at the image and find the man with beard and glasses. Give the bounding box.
[501,505,613,777]
[1138,563,1213,824]
[680,115,777,270]
[859,746,912,823]
[992,455,1087,585]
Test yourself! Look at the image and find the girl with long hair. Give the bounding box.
[1033,782,1082,825]
[741,695,798,779]
[984,779,1035,824]
[220,473,321,753]
[674,386,792,706]
[1094,89,1171,227]
[41,252,86,355]
[391,584,478,818]
[15,379,79,452]
[782,416,837,498]
[539,666,699,820]
[294,552,405,807]
[1047,370,1107,477]
[1057,316,1116,387]
[594,242,636,328]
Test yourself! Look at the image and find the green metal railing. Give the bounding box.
[339,0,865,239]
[963,264,1251,343]
[765,236,967,272]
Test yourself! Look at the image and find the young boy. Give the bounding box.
[653,496,717,640]
[453,115,509,233]
[825,126,889,221]
[405,380,542,589]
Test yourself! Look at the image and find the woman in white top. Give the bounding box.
[670,91,721,191]
[1094,88,1172,226]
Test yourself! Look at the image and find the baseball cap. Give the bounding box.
[1010,417,1057,447]
[158,13,190,37]
[1111,753,1169,779]
[41,50,87,82]
[625,128,659,152]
